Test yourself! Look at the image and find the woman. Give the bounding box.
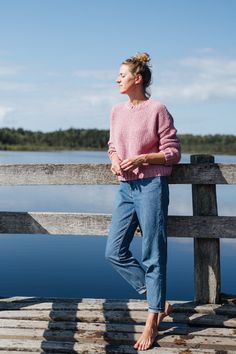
[105,52,181,351]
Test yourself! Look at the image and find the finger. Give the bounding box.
[111,166,118,174]
[112,166,122,175]
[121,163,133,170]
[120,161,132,169]
[122,165,134,171]
[120,159,130,167]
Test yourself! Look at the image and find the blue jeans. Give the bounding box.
[105,176,169,313]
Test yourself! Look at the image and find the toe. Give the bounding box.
[140,341,145,351]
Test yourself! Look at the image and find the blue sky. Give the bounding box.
[0,0,235,134]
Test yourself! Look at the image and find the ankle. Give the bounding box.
[146,313,158,325]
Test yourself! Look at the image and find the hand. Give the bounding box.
[120,155,146,171]
[111,154,122,176]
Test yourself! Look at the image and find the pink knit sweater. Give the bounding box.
[108,99,181,181]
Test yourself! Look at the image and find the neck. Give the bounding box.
[127,90,148,105]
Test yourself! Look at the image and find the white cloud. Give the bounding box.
[74,69,116,81]
[0,81,35,92]
[154,55,236,102]
[0,64,34,92]
[0,64,21,76]
[0,105,14,123]
[179,57,236,77]
[194,48,217,55]
[80,91,119,106]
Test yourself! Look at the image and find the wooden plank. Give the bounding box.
[0,298,236,316]
[191,155,220,304]
[137,350,236,354]
[1,318,236,338]
[0,297,151,305]
[103,348,236,354]
[0,327,236,350]
[0,339,105,353]
[0,322,236,339]
[0,299,150,311]
[0,309,235,328]
[157,333,236,351]
[0,352,42,354]
[0,212,235,238]
[0,163,235,186]
[0,212,112,236]
[1,297,236,315]
[0,327,236,352]
[168,216,236,239]
[158,322,236,337]
[170,162,236,184]
[1,339,235,354]
[222,293,236,305]
[0,339,234,354]
[0,164,117,186]
[0,334,235,353]
[171,302,236,316]
[167,312,236,328]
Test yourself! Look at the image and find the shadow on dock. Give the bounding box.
[40,299,79,353]
[103,299,138,353]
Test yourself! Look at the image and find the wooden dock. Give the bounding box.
[0,154,236,352]
[0,296,235,353]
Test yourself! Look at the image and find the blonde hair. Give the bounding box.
[122,52,152,97]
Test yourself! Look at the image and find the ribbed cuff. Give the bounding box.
[163,148,180,164]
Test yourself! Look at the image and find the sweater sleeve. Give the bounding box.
[107,107,118,160]
[157,105,181,165]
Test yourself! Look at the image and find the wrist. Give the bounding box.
[142,154,148,164]
[111,153,120,162]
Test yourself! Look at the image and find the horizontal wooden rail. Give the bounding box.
[0,163,235,185]
[0,212,235,238]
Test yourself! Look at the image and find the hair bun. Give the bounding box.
[134,52,151,64]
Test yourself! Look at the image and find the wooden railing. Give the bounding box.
[0,154,235,305]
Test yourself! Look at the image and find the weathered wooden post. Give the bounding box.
[191,154,221,304]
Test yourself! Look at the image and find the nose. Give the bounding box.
[116,77,121,83]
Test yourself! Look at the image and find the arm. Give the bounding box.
[108,108,123,176]
[157,105,181,165]
[120,152,166,171]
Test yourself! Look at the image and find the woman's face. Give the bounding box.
[116,64,136,95]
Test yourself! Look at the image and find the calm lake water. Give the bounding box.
[0,150,235,301]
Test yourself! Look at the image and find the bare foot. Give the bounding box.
[134,313,158,351]
[157,301,172,328]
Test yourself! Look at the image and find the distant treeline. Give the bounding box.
[0,127,235,155]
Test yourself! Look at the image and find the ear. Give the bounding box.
[134,74,143,85]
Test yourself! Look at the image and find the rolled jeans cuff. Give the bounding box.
[148,307,164,313]
[138,287,147,295]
